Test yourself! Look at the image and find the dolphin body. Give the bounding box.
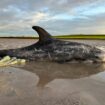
[0,26,104,63]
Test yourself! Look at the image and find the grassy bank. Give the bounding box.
[54,35,105,39]
[0,35,105,39]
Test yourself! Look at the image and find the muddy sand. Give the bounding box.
[0,38,105,105]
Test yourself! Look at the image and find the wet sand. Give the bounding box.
[0,38,105,105]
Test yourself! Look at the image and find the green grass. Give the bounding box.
[0,35,105,39]
[53,35,105,39]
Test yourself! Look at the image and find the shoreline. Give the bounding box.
[0,37,105,40]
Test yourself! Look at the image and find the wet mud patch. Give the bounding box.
[0,39,105,105]
[0,64,105,105]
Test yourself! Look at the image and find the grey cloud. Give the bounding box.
[0,0,105,36]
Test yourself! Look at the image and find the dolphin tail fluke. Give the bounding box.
[32,26,54,44]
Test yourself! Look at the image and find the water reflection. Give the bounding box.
[21,62,105,87]
[0,62,105,105]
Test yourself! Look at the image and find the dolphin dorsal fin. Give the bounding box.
[32,26,53,43]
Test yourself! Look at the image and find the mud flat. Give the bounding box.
[0,39,105,105]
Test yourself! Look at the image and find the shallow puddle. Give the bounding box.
[0,62,105,105]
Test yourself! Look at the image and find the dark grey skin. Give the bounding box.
[0,26,104,63]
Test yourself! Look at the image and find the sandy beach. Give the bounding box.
[0,38,105,105]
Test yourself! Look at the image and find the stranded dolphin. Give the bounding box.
[0,26,105,63]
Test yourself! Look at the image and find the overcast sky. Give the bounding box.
[0,0,105,37]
